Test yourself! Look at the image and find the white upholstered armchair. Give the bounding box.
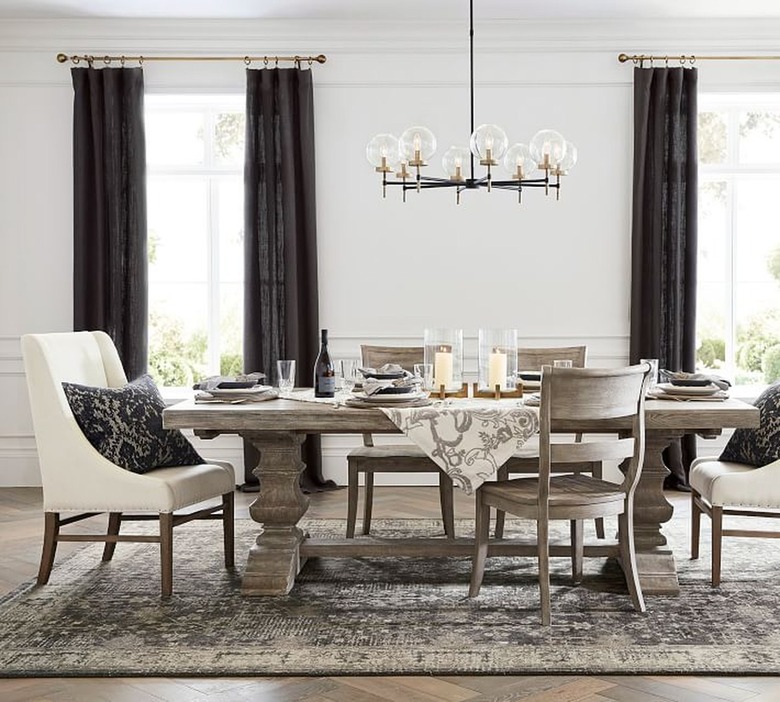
[21,331,235,596]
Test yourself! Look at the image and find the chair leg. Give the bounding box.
[439,472,455,539]
[537,518,551,626]
[592,462,605,539]
[712,504,723,587]
[160,512,174,597]
[570,519,584,584]
[618,504,646,613]
[102,512,122,561]
[222,491,235,569]
[37,512,59,585]
[468,491,491,597]
[494,465,509,539]
[346,462,359,538]
[362,471,375,536]
[691,490,701,560]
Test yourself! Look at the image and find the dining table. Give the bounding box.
[163,392,759,597]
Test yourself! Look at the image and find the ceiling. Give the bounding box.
[1,0,780,20]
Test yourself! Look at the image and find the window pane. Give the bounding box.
[734,178,780,383]
[698,111,728,164]
[218,179,244,283]
[220,283,243,375]
[146,112,205,166]
[739,111,780,164]
[148,283,209,387]
[148,178,208,283]
[696,180,728,370]
[214,112,246,166]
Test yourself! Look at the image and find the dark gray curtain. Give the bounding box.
[629,66,698,489]
[243,67,335,492]
[71,67,148,380]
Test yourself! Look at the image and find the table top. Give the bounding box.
[163,396,759,435]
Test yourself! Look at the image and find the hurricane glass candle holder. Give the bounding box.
[423,328,464,394]
[477,329,518,394]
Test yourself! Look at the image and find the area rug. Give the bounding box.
[1,515,780,677]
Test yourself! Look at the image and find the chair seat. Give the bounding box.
[690,457,780,509]
[45,462,235,513]
[482,474,625,510]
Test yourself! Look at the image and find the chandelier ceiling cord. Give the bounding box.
[366,0,577,204]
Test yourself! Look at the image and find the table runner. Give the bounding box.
[380,400,539,494]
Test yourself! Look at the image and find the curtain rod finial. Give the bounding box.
[56,53,68,63]
[618,53,630,63]
[316,54,327,64]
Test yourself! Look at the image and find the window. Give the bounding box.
[697,94,780,386]
[145,95,245,387]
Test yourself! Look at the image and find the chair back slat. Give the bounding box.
[517,345,587,371]
[550,437,635,465]
[360,345,423,373]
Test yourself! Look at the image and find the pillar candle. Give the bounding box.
[488,349,507,390]
[434,348,453,390]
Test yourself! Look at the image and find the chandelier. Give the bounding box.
[365,0,577,204]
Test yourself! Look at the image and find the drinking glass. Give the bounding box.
[640,358,659,390]
[338,359,358,391]
[553,359,573,368]
[276,359,296,394]
[414,362,434,391]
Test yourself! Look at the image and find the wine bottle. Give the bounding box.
[313,328,336,398]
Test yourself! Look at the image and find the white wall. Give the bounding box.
[1,17,778,486]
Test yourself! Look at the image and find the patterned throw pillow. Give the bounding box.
[719,382,780,467]
[62,374,203,474]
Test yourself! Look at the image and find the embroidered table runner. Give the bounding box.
[380,400,539,494]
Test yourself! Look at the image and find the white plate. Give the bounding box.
[204,385,275,398]
[345,396,431,408]
[350,391,428,403]
[656,382,720,396]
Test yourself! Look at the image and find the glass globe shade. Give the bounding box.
[502,143,536,177]
[529,129,567,168]
[469,124,509,162]
[442,146,471,180]
[399,126,437,163]
[558,141,578,172]
[365,134,400,169]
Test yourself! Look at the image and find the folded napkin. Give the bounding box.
[193,372,266,392]
[659,369,731,391]
[523,393,541,407]
[358,363,411,378]
[362,376,422,396]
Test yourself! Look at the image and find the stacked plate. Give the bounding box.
[346,390,431,408]
[651,382,725,401]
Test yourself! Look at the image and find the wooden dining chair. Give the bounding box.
[469,363,652,625]
[495,345,607,540]
[346,345,455,538]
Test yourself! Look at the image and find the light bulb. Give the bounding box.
[529,129,567,169]
[502,143,535,178]
[399,126,437,165]
[469,124,508,164]
[442,146,470,181]
[366,134,400,171]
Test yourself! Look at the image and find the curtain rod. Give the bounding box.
[56,52,327,67]
[619,52,780,67]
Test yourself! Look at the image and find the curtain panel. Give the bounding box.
[71,67,148,380]
[243,67,334,491]
[629,66,698,488]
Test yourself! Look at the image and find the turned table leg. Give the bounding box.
[632,430,681,595]
[241,432,309,596]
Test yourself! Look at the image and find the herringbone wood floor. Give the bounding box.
[1,486,778,702]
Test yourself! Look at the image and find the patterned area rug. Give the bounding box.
[2,515,780,677]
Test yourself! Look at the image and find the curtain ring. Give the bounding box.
[73,55,81,65]
[138,56,144,66]
[275,56,279,67]
[120,55,126,66]
[308,56,313,66]
[263,56,268,66]
[86,55,94,67]
[665,55,669,67]
[244,56,251,65]
[103,55,111,65]
[689,55,696,66]
[680,55,687,65]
